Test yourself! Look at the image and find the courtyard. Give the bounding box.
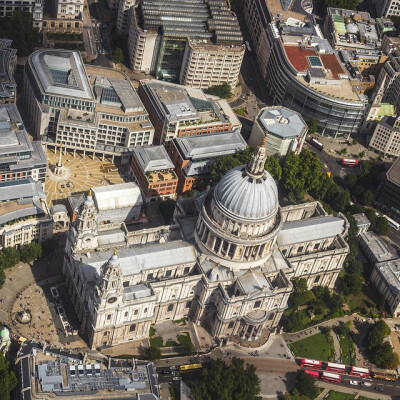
[44,147,128,206]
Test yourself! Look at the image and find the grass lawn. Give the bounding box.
[177,332,192,346]
[149,326,156,337]
[173,318,187,326]
[325,391,355,400]
[149,336,163,348]
[290,332,334,361]
[337,328,356,365]
[358,397,376,400]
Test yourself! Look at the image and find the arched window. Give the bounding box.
[130,324,136,332]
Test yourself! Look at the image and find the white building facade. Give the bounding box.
[63,144,349,349]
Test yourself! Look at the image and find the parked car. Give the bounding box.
[349,381,359,386]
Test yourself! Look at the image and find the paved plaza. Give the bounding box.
[44,148,128,206]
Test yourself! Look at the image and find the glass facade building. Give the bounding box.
[266,41,366,137]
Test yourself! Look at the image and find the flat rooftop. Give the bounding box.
[30,49,93,100]
[266,0,312,22]
[258,106,306,138]
[175,130,247,160]
[386,157,400,187]
[359,231,396,262]
[133,145,174,173]
[375,258,400,294]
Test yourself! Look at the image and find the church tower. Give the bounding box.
[75,190,98,251]
[95,250,123,305]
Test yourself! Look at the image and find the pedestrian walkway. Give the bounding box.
[316,381,391,400]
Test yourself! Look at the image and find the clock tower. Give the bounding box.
[75,190,99,251]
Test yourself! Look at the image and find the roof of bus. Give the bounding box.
[327,362,346,368]
[323,371,341,378]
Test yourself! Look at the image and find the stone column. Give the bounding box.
[249,325,255,341]
[241,324,248,339]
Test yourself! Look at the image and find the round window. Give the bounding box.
[107,296,117,304]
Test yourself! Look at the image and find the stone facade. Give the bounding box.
[63,144,349,349]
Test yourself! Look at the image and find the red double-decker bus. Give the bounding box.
[321,371,341,383]
[350,366,370,378]
[304,370,320,379]
[341,158,358,167]
[326,362,346,373]
[300,359,322,369]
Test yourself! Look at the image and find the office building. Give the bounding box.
[54,0,83,19]
[369,115,400,158]
[0,39,17,104]
[378,158,400,220]
[131,146,178,201]
[138,80,240,145]
[168,130,247,193]
[63,142,349,349]
[358,230,396,264]
[126,0,244,89]
[249,106,307,155]
[374,0,400,18]
[265,29,366,137]
[0,178,53,249]
[23,49,154,164]
[371,259,400,316]
[0,0,43,25]
[0,104,47,183]
[324,8,380,51]
[353,213,371,235]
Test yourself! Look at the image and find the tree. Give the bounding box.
[364,208,377,226]
[288,278,315,309]
[341,273,363,295]
[373,342,399,369]
[210,147,253,183]
[192,358,261,400]
[362,190,374,206]
[264,156,282,181]
[0,11,40,56]
[341,148,347,155]
[344,173,357,189]
[292,370,318,399]
[375,217,390,236]
[0,269,5,289]
[208,82,232,99]
[358,151,365,159]
[335,189,350,212]
[148,346,161,360]
[0,353,17,400]
[159,199,176,224]
[346,259,363,275]
[366,320,391,351]
[2,247,20,269]
[308,118,317,134]
[20,242,42,263]
[112,47,123,64]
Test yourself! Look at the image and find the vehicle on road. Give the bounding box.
[308,137,324,151]
[361,382,372,387]
[340,158,359,167]
[179,363,202,373]
[372,372,397,381]
[173,376,182,381]
[169,366,178,371]
[349,380,359,386]
[382,214,400,231]
[304,370,319,379]
[300,359,322,369]
[326,362,346,374]
[321,371,341,383]
[374,386,384,391]
[350,366,370,378]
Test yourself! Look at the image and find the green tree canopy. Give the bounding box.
[362,190,374,206]
[20,242,42,263]
[308,118,317,134]
[112,47,124,64]
[375,217,390,236]
[192,358,261,400]
[366,320,391,351]
[0,11,40,56]
[0,352,17,400]
[344,173,357,189]
[335,189,351,212]
[373,342,399,369]
[292,370,319,399]
[207,82,232,99]
[264,156,282,181]
[2,247,20,269]
[341,273,363,295]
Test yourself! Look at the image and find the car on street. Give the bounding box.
[374,387,384,392]
[349,381,358,386]
[173,376,182,381]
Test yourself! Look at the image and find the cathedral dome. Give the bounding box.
[213,140,279,221]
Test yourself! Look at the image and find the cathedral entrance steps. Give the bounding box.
[231,330,270,348]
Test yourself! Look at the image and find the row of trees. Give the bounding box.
[366,320,399,369]
[0,353,17,400]
[282,278,345,332]
[191,358,261,400]
[0,11,40,56]
[285,370,318,400]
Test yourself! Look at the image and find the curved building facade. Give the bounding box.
[266,40,366,137]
